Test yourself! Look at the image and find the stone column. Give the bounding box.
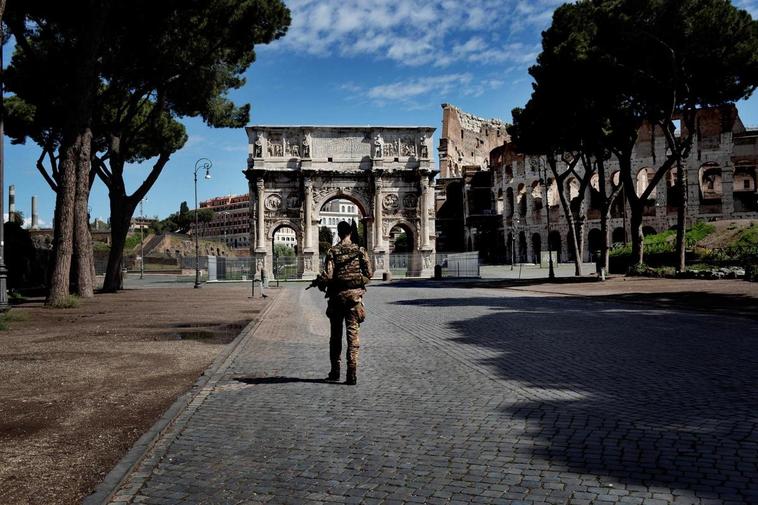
[420,176,432,250]
[255,179,266,252]
[301,177,317,279]
[372,176,387,277]
[303,178,314,251]
[374,177,383,248]
[419,174,434,277]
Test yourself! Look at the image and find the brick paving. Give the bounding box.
[107,282,758,504]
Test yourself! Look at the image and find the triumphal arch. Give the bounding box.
[244,125,437,279]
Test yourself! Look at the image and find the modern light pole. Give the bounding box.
[541,159,556,280]
[511,217,520,269]
[194,158,212,288]
[139,198,147,279]
[221,211,230,247]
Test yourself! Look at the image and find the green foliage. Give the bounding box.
[686,221,716,246]
[4,1,291,291]
[0,309,29,331]
[8,291,27,303]
[642,229,676,254]
[92,241,111,252]
[273,244,295,257]
[350,219,363,247]
[124,234,143,251]
[611,221,716,257]
[319,226,334,256]
[196,208,215,224]
[48,295,80,309]
[735,223,758,247]
[394,232,409,252]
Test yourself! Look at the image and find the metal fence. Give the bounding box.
[434,251,480,278]
[273,255,300,281]
[200,251,482,281]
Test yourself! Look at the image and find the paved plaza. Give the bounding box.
[106,282,758,505]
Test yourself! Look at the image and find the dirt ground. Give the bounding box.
[0,284,271,505]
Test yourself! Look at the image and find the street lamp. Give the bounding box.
[194,158,212,288]
[139,198,147,279]
[541,159,556,280]
[510,217,518,270]
[221,211,230,247]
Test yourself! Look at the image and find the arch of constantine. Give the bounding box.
[244,125,437,279]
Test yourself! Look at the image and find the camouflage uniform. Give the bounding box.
[322,240,373,380]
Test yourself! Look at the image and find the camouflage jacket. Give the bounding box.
[323,241,373,303]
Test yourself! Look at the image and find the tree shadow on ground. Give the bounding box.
[397,290,758,321]
[392,293,758,502]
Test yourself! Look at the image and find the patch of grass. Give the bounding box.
[609,221,716,257]
[8,291,26,303]
[124,233,144,251]
[685,220,715,246]
[0,309,29,330]
[734,223,758,247]
[93,241,111,252]
[48,294,80,309]
[643,228,675,254]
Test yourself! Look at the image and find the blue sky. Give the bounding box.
[5,0,758,227]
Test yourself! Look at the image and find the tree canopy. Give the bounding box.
[4,0,291,294]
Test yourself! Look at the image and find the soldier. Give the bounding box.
[311,221,372,385]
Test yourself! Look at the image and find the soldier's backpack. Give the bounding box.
[331,244,370,290]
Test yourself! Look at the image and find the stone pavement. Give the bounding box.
[106,282,758,505]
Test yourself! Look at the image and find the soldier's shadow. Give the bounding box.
[233,376,342,385]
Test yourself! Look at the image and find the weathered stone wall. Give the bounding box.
[497,107,758,264]
[438,104,509,178]
[435,104,758,262]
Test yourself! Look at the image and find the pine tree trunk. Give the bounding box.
[102,199,134,292]
[630,206,644,266]
[558,190,583,276]
[598,159,610,274]
[73,128,95,297]
[675,158,687,272]
[46,136,81,305]
[600,208,610,273]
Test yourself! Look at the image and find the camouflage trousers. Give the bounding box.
[326,298,365,371]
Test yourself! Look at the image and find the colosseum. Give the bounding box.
[435,104,758,264]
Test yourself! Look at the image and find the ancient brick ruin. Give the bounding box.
[436,104,758,263]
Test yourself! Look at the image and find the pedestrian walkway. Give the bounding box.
[104,283,758,505]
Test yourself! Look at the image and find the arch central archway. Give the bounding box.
[244,125,437,278]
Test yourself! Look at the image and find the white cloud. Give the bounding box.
[349,73,505,106]
[275,0,558,68]
[735,0,758,17]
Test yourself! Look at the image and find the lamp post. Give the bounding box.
[194,158,212,288]
[542,159,556,280]
[139,198,147,279]
[511,217,519,269]
[221,211,230,247]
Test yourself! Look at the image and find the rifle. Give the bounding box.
[305,274,327,291]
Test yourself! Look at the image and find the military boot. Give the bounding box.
[326,365,340,382]
[346,369,357,386]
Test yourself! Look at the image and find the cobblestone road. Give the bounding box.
[108,282,758,505]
